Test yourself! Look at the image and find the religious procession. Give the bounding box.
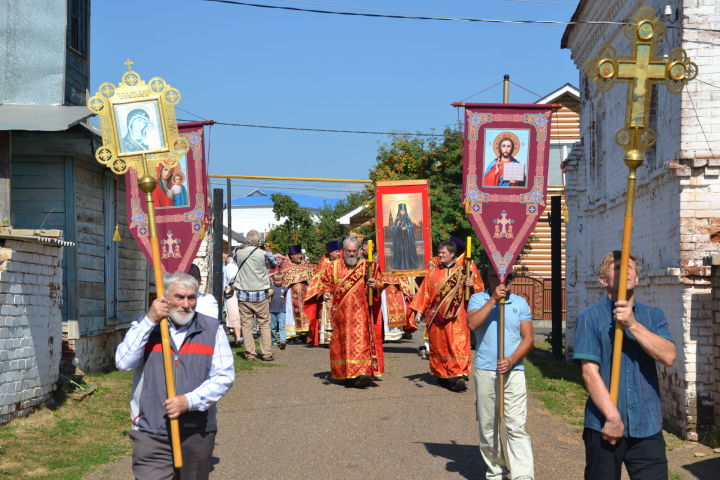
[1,2,720,480]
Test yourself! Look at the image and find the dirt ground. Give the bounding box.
[84,337,719,479]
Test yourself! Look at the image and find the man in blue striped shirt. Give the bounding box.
[573,251,675,480]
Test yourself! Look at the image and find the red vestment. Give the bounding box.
[152,184,173,207]
[483,161,503,187]
[410,261,483,378]
[316,258,383,380]
[304,255,333,346]
[381,275,417,333]
[280,259,316,336]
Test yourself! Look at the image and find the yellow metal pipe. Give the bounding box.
[210,174,372,184]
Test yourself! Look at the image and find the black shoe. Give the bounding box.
[450,377,467,392]
[279,342,286,350]
[244,354,256,361]
[353,375,373,388]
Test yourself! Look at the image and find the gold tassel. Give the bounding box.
[112,224,121,242]
[199,223,206,239]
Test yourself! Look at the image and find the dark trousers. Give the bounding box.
[583,428,668,480]
[130,430,216,480]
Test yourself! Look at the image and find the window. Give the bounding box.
[548,143,574,187]
[68,0,88,55]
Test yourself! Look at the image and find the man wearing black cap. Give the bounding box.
[280,244,315,343]
[305,240,342,345]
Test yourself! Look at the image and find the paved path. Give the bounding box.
[86,338,585,480]
[85,337,718,479]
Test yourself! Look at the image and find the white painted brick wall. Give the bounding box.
[0,239,63,424]
[564,0,720,438]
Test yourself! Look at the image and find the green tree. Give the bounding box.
[266,190,372,261]
[367,128,488,268]
[266,193,315,257]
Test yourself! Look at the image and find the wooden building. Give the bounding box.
[512,84,580,323]
[0,0,148,402]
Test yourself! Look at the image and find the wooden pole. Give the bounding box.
[367,240,374,308]
[609,164,639,403]
[137,157,183,468]
[502,74,510,104]
[496,74,510,468]
[464,236,472,301]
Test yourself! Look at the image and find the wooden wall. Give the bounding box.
[10,130,147,338]
[514,90,580,280]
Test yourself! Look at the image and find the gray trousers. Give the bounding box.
[129,430,216,480]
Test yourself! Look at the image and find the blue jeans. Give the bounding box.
[270,312,286,344]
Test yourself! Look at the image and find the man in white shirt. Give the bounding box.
[116,272,235,479]
[188,263,219,320]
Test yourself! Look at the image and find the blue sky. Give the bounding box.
[91,0,580,199]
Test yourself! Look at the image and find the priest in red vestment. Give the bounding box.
[411,240,483,392]
[304,240,342,346]
[314,237,383,388]
[380,275,417,341]
[280,244,315,343]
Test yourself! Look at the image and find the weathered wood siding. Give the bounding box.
[9,131,147,338]
[73,157,147,335]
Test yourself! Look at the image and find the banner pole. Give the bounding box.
[138,155,183,469]
[496,74,510,468]
[367,240,374,308]
[464,236,472,301]
[502,74,510,104]
[609,163,638,403]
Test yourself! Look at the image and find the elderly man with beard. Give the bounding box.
[314,237,384,387]
[116,273,235,480]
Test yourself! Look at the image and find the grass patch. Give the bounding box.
[0,369,132,480]
[664,430,685,452]
[233,339,281,371]
[524,342,587,431]
[0,337,276,480]
[525,342,697,457]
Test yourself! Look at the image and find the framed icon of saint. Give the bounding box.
[375,180,431,277]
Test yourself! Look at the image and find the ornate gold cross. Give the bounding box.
[586,6,697,168]
[584,6,697,406]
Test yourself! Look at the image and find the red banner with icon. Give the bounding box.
[461,104,553,281]
[125,122,210,273]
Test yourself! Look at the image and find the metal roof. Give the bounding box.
[230,189,340,210]
[0,104,94,131]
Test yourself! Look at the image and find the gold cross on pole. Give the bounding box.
[124,58,134,71]
[587,7,697,165]
[585,6,697,406]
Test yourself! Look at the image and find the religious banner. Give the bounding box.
[462,104,553,281]
[375,180,432,277]
[125,122,209,273]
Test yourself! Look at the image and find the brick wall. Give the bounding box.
[0,237,63,424]
[563,0,720,439]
